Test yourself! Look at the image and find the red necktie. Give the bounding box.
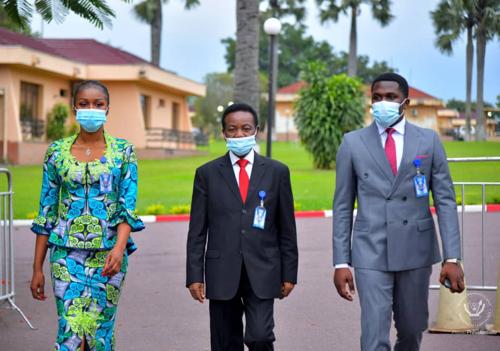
[385,128,397,175]
[237,159,249,203]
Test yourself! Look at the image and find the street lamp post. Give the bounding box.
[263,17,281,158]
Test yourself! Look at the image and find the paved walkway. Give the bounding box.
[1,215,499,350]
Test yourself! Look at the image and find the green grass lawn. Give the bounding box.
[2,140,500,219]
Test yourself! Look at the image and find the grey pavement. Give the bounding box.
[1,214,499,350]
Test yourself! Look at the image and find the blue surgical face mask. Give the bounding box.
[371,100,406,128]
[226,134,257,156]
[76,109,107,133]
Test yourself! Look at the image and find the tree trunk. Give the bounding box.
[347,4,358,77]
[234,0,260,112]
[464,24,473,141]
[475,17,487,141]
[151,0,162,66]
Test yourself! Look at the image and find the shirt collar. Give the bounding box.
[376,117,406,136]
[229,149,255,165]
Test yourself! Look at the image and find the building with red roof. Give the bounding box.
[0,28,205,164]
[274,80,458,141]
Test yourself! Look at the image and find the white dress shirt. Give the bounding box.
[335,117,457,269]
[229,149,254,185]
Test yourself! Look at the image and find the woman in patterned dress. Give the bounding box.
[30,80,145,351]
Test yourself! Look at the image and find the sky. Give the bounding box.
[31,0,499,104]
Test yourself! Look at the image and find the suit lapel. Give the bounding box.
[360,123,395,183]
[218,153,242,203]
[247,153,267,203]
[390,122,421,195]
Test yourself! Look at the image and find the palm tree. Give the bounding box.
[474,0,499,141]
[234,0,260,111]
[233,0,307,113]
[132,0,199,67]
[431,0,475,141]
[316,0,393,77]
[0,0,121,30]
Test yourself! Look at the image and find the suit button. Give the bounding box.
[386,197,391,201]
[403,220,408,225]
[241,229,246,234]
[242,209,247,215]
[402,196,407,201]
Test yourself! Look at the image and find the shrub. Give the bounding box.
[294,62,365,169]
[46,103,70,140]
[169,204,191,214]
[26,211,38,219]
[145,203,167,215]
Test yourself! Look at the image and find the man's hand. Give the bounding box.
[188,282,205,303]
[440,262,465,293]
[280,282,295,299]
[333,268,355,301]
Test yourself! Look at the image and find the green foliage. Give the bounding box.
[0,0,126,31]
[46,103,69,141]
[145,203,167,215]
[192,72,269,137]
[446,98,493,112]
[294,62,365,169]
[192,72,234,136]
[222,22,395,87]
[0,5,32,33]
[169,204,191,214]
[25,210,37,219]
[316,0,394,26]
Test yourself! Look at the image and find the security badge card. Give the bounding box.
[253,190,267,229]
[413,159,429,198]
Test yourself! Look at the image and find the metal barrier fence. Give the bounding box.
[0,168,35,329]
[429,157,500,292]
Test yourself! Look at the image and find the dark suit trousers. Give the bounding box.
[209,264,275,351]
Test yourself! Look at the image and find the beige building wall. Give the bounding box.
[134,83,191,131]
[0,65,72,143]
[100,81,145,148]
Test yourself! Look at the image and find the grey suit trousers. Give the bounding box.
[355,266,432,351]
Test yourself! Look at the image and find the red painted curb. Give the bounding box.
[156,214,190,222]
[487,204,500,212]
[295,211,326,218]
[150,204,500,223]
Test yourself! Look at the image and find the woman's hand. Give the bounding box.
[30,270,46,301]
[102,247,124,277]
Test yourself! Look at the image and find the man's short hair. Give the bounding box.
[371,72,409,98]
[221,102,259,129]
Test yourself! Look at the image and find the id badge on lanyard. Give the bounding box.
[253,191,267,229]
[413,159,429,198]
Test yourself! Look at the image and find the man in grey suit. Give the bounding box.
[332,73,465,351]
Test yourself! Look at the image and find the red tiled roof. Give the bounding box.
[0,27,57,56]
[277,79,440,101]
[277,81,306,94]
[41,39,148,65]
[408,87,438,100]
[0,27,148,65]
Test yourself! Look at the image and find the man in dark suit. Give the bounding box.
[186,103,298,351]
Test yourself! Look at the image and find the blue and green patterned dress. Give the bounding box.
[31,132,145,351]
